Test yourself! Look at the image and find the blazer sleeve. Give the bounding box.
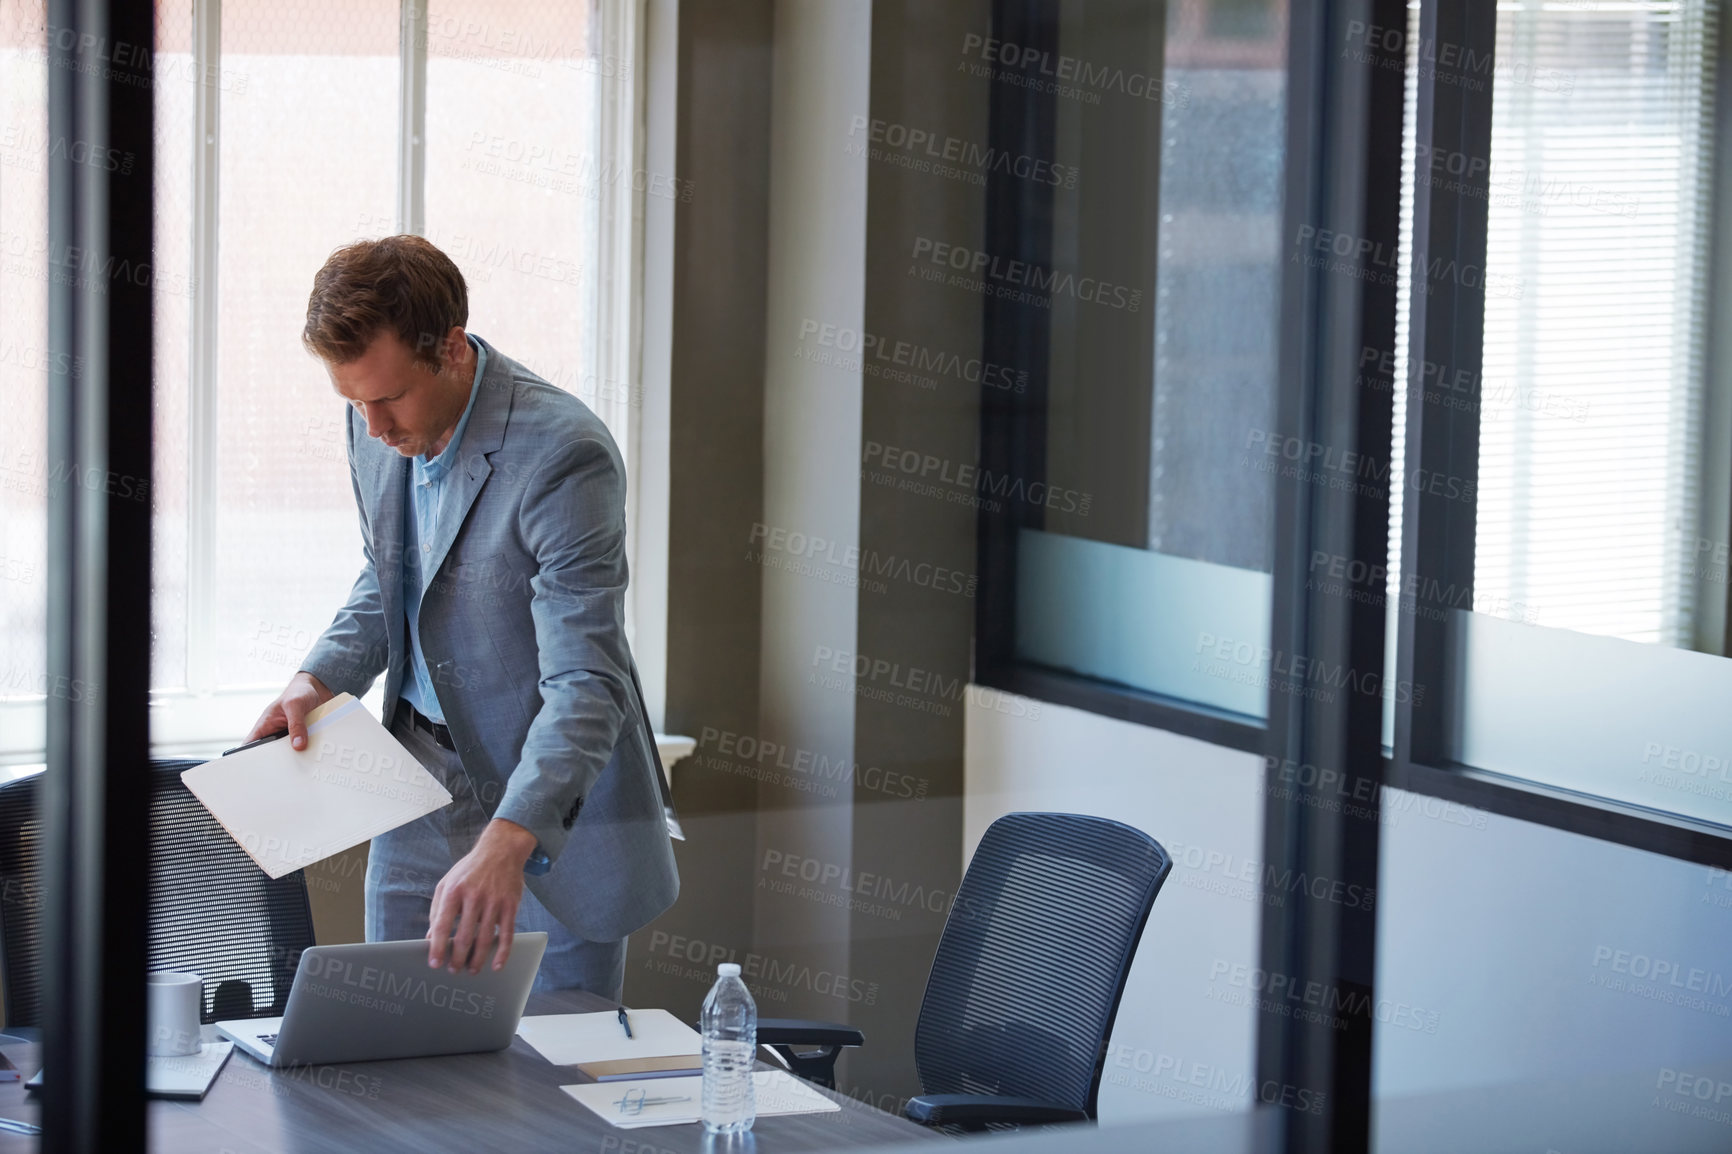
[491,434,636,861]
[300,410,393,697]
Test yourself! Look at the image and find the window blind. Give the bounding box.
[1474,0,1719,646]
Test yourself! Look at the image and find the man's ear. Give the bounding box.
[441,326,469,371]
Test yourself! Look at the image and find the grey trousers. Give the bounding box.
[364,707,626,1001]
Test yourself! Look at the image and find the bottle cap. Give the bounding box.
[718,963,742,978]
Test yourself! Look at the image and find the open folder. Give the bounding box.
[181,695,453,879]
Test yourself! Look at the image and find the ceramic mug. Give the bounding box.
[146,971,203,1057]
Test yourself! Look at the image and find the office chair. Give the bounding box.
[758,811,1171,1130]
[0,759,316,1030]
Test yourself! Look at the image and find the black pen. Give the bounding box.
[222,730,288,757]
[617,1006,634,1039]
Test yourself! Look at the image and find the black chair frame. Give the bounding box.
[757,811,1171,1130]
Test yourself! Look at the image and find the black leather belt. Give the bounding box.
[397,700,456,751]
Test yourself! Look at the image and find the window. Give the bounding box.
[193,0,401,709]
[977,0,1288,744]
[422,0,604,422]
[0,0,54,763]
[0,0,642,762]
[1392,0,1731,841]
[1475,0,1718,649]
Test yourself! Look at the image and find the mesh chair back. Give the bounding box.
[0,759,316,1028]
[912,811,1170,1118]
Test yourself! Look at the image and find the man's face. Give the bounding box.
[327,328,472,458]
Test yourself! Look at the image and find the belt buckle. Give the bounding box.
[422,708,453,750]
[402,701,444,746]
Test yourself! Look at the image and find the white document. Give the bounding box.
[517,1009,702,1067]
[181,696,453,879]
[560,1070,842,1129]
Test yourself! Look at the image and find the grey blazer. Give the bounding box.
[300,337,678,943]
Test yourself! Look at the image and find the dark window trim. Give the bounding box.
[1390,0,1732,872]
[1385,759,1732,870]
[975,0,1055,693]
[975,661,1266,754]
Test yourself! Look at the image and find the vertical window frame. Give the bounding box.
[1383,0,1732,871]
[971,0,1268,755]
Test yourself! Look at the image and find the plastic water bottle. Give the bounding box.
[701,962,757,1134]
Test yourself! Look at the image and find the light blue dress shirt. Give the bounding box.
[399,336,487,725]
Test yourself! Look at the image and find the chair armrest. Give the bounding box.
[755,1019,863,1090]
[904,1094,1089,1128]
[757,1019,865,1048]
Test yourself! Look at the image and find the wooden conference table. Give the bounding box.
[0,988,944,1152]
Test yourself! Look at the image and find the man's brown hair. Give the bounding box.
[303,235,469,370]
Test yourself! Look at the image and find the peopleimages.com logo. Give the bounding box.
[909,236,1142,312]
[301,954,497,1019]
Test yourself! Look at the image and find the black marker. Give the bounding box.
[222,730,289,757]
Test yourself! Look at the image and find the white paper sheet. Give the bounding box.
[560,1070,843,1129]
[517,1009,702,1067]
[181,696,453,878]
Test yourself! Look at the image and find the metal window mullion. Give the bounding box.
[1397,0,1497,771]
[187,0,221,696]
[398,0,427,236]
[974,0,1059,679]
[1261,2,1409,1150]
[599,0,644,637]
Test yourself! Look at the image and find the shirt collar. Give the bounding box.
[415,335,488,484]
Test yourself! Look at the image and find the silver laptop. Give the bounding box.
[217,934,547,1067]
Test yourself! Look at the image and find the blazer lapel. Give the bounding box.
[366,434,409,633]
[422,338,512,587]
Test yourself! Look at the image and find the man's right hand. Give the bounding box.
[246,671,335,751]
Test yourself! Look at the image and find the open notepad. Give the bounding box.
[181,694,453,878]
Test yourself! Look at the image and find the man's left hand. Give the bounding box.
[428,819,539,974]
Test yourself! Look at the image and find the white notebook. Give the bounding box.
[517,1009,703,1067]
[182,695,453,879]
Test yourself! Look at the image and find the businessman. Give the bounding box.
[246,235,676,1000]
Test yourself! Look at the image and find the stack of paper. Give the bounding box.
[182,695,453,878]
[561,1070,843,1129]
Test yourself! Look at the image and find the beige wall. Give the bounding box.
[306,843,368,945]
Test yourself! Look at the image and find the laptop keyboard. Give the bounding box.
[257,1033,278,1047]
